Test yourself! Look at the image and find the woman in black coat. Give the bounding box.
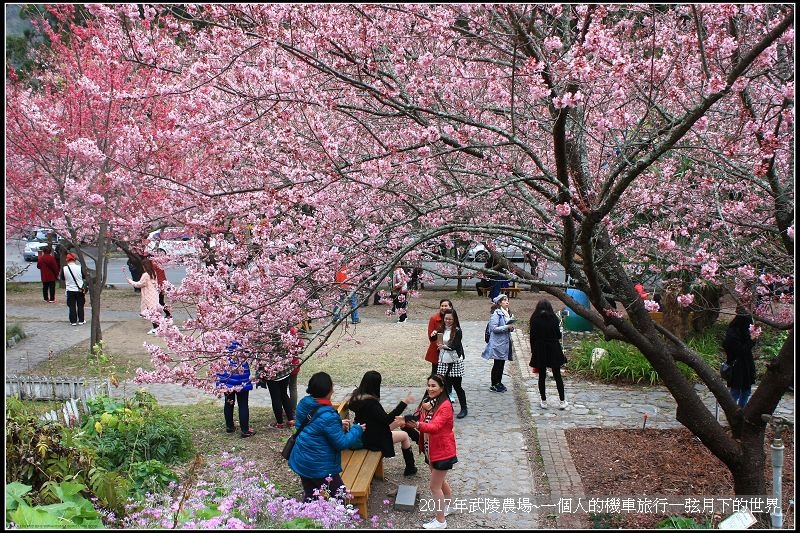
[723,313,757,407]
[529,300,568,410]
[346,371,418,476]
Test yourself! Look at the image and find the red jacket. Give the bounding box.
[424,313,444,364]
[417,398,457,462]
[37,254,60,282]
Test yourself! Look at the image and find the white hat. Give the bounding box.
[493,294,508,304]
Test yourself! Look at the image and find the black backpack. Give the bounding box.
[484,320,491,343]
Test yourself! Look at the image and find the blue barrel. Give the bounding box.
[564,288,593,332]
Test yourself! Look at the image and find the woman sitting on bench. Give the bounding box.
[347,370,418,476]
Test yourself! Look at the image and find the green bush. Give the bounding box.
[5,397,130,516]
[6,322,25,341]
[758,327,789,361]
[6,481,105,528]
[573,327,724,385]
[81,394,193,471]
[129,460,179,496]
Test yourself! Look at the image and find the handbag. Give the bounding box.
[720,361,735,381]
[281,404,323,460]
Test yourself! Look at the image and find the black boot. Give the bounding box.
[456,407,468,419]
[401,446,417,476]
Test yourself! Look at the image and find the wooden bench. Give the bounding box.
[477,286,491,297]
[332,401,349,420]
[340,448,384,519]
[501,286,521,299]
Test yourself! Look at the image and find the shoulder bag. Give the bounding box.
[281,404,323,460]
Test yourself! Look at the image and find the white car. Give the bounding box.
[466,241,526,262]
[23,240,50,261]
[145,228,197,257]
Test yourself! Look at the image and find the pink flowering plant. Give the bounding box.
[123,454,363,529]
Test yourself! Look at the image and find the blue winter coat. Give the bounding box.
[215,358,254,391]
[289,395,364,479]
[481,309,514,361]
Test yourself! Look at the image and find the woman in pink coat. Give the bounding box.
[126,258,161,335]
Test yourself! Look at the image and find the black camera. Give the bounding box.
[404,414,419,422]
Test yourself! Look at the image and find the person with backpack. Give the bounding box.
[481,294,516,392]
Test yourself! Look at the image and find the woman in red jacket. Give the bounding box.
[406,374,457,529]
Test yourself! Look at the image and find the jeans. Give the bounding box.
[42,281,56,301]
[66,290,85,324]
[730,386,752,407]
[266,379,294,423]
[333,293,360,323]
[223,390,250,433]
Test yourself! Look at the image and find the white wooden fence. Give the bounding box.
[6,375,111,401]
[6,375,111,428]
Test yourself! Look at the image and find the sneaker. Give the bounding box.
[146,328,157,335]
[241,428,256,438]
[226,426,236,433]
[540,400,548,409]
[496,383,508,392]
[489,385,501,393]
[448,392,455,403]
[70,323,78,326]
[49,300,57,303]
[268,421,287,429]
[287,419,296,427]
[559,400,569,410]
[78,321,86,325]
[422,518,447,529]
[351,320,361,324]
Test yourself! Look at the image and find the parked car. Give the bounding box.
[145,228,197,257]
[466,240,526,262]
[23,231,63,261]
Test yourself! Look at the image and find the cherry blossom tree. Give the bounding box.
[9,4,793,497]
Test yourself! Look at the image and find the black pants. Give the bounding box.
[223,390,250,433]
[301,473,346,502]
[66,290,85,324]
[266,379,294,423]
[159,291,171,318]
[42,281,56,302]
[491,359,506,386]
[392,292,408,321]
[444,376,467,408]
[539,366,565,401]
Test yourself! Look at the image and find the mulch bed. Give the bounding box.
[565,426,794,528]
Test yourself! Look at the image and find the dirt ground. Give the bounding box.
[565,427,795,529]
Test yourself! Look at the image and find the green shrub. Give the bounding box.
[81,394,193,470]
[6,481,105,528]
[573,327,724,385]
[5,398,130,516]
[6,322,25,341]
[758,328,789,361]
[129,460,179,496]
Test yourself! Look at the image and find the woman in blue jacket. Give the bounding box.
[289,372,365,501]
[215,342,255,437]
